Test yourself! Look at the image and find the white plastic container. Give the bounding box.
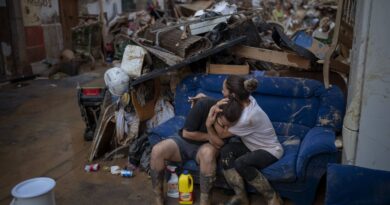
[120,45,147,78]
[11,177,56,205]
[166,165,179,198]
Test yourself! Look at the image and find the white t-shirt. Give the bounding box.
[228,96,284,159]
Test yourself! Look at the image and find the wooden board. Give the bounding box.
[180,0,213,11]
[131,79,160,122]
[207,63,249,75]
[89,103,116,161]
[59,0,78,49]
[231,45,311,70]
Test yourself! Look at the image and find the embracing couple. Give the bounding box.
[150,75,284,205]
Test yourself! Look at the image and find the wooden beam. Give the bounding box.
[230,45,311,70]
[207,63,249,75]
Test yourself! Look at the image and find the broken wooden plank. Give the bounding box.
[330,59,350,74]
[230,45,311,70]
[179,0,214,16]
[89,103,116,161]
[207,63,249,75]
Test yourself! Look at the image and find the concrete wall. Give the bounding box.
[344,0,390,171]
[354,0,390,171]
[21,0,63,64]
[79,0,123,21]
[21,0,60,26]
[78,0,147,19]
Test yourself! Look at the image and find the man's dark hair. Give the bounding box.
[218,95,243,123]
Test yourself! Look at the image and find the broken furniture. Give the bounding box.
[148,73,345,205]
[72,22,102,68]
[89,101,116,161]
[77,87,107,141]
[325,164,390,205]
[144,23,213,58]
[322,0,356,88]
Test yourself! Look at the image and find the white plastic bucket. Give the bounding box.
[11,177,56,205]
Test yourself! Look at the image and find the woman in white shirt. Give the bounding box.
[193,75,284,205]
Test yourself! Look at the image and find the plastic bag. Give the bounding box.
[146,98,174,129]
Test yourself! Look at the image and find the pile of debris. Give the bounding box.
[85,0,346,173]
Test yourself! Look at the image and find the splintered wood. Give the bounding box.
[231,45,311,70]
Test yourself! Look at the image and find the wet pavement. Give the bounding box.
[0,68,325,205]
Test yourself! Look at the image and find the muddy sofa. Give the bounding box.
[148,74,345,205]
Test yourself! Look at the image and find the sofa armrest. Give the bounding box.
[296,127,337,178]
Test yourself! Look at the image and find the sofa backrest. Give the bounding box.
[175,74,345,139]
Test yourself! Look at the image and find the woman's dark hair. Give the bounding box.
[225,75,258,101]
[218,95,243,123]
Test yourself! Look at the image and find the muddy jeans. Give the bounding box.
[220,141,277,181]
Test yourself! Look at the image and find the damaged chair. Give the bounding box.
[325,163,390,205]
[148,74,345,205]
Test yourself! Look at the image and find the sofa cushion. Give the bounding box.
[272,122,311,140]
[255,94,320,129]
[181,135,301,183]
[316,86,345,132]
[262,135,301,182]
[325,164,390,205]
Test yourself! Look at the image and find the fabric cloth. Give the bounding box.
[220,141,278,181]
[179,97,217,142]
[228,96,283,159]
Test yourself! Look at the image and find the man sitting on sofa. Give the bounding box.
[150,96,242,205]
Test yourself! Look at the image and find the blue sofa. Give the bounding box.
[148,74,345,205]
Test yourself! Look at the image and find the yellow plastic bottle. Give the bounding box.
[178,170,194,204]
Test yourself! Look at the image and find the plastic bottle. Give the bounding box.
[166,165,179,198]
[84,163,99,172]
[179,170,194,204]
[120,169,133,177]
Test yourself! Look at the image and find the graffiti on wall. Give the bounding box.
[22,0,59,26]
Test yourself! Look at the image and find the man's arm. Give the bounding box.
[206,124,225,149]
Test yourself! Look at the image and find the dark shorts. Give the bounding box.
[171,134,205,162]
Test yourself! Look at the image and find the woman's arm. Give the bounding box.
[206,105,225,149]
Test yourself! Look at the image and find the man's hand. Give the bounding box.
[188,93,207,108]
[205,98,229,127]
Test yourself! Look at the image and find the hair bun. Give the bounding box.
[244,78,258,93]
